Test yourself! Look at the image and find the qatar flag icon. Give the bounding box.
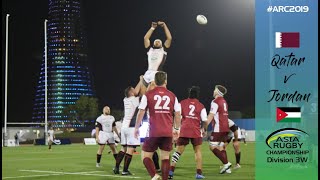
[275,32,300,48]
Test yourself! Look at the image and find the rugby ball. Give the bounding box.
[196,15,207,25]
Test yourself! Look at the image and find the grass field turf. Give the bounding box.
[2,142,255,179]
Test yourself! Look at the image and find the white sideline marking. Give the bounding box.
[18,170,142,179]
[3,157,79,162]
[3,174,61,179]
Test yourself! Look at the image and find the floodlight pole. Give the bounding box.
[4,14,10,147]
[44,19,48,145]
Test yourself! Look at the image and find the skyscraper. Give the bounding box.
[32,0,94,128]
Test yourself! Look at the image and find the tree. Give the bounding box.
[63,96,99,126]
[111,109,124,122]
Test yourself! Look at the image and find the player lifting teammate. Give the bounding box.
[203,85,232,174]
[169,86,207,179]
[134,71,181,180]
[137,21,172,95]
[113,77,143,175]
[95,106,120,167]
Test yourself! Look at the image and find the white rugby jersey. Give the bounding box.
[122,96,140,128]
[48,130,54,137]
[96,114,115,133]
[147,47,167,71]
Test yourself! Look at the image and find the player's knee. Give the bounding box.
[209,141,224,148]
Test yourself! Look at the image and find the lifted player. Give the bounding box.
[137,21,172,95]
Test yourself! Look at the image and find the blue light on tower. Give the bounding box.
[32,0,95,128]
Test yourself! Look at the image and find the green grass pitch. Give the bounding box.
[2,142,255,179]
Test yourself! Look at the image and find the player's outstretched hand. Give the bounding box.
[151,22,158,29]
[134,128,140,139]
[139,75,144,82]
[157,21,165,27]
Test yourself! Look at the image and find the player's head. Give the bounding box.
[213,85,227,97]
[124,86,134,98]
[188,86,200,99]
[153,39,162,48]
[103,106,110,115]
[155,71,167,86]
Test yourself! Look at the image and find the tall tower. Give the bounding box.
[32,0,94,128]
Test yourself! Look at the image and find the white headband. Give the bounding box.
[216,88,224,96]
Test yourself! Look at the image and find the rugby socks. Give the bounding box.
[97,154,102,163]
[49,145,51,150]
[143,157,156,178]
[197,169,202,175]
[152,151,160,170]
[113,153,118,160]
[221,150,229,164]
[115,151,126,168]
[235,152,241,164]
[123,153,132,172]
[171,151,181,163]
[161,159,170,180]
[170,151,181,172]
[170,165,176,172]
[212,149,228,164]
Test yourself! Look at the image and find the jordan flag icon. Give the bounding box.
[276,107,301,123]
[275,32,300,48]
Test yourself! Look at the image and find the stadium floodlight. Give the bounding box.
[4,14,10,146]
[44,19,48,145]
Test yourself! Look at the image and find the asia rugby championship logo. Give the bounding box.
[266,128,308,149]
[265,128,310,164]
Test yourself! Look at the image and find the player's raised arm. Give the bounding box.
[133,75,143,96]
[144,22,157,48]
[158,21,172,48]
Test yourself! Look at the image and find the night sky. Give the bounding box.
[2,0,255,123]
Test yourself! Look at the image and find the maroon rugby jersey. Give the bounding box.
[180,98,207,138]
[139,86,180,137]
[210,97,229,132]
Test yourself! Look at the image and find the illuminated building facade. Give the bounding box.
[32,0,94,128]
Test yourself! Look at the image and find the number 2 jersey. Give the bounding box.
[139,86,181,137]
[179,98,207,138]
